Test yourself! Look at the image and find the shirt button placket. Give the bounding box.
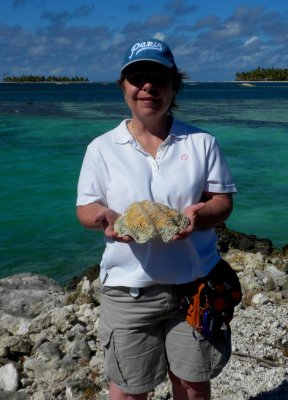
[150,157,161,198]
[151,159,158,173]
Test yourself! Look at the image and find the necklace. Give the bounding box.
[130,121,145,150]
[129,120,168,158]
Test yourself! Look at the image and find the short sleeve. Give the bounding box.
[204,137,237,193]
[76,144,108,206]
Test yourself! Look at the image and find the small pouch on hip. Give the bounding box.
[178,259,242,340]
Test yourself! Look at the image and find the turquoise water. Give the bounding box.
[1,82,288,284]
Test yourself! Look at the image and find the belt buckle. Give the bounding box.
[129,287,141,298]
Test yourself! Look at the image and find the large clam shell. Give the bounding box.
[114,200,190,243]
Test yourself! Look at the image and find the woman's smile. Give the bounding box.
[136,94,160,105]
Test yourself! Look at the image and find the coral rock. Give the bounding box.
[114,200,190,243]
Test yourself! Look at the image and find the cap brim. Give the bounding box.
[121,58,174,72]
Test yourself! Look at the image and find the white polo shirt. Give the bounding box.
[77,118,237,287]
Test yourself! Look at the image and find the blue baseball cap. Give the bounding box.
[121,38,177,72]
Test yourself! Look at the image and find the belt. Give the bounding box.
[103,284,175,299]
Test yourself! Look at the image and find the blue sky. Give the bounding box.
[1,0,287,81]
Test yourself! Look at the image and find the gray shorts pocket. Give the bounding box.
[98,319,127,385]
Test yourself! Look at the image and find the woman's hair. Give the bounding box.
[117,66,188,112]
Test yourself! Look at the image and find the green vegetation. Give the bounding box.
[235,67,288,81]
[2,74,89,82]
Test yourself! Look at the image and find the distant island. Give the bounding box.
[2,74,89,83]
[235,67,288,81]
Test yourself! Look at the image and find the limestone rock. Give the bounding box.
[114,200,190,243]
[251,293,270,306]
[65,277,95,306]
[64,337,91,361]
[0,337,20,358]
[0,224,286,400]
[0,363,19,392]
[0,311,31,336]
[0,391,26,400]
[0,273,64,318]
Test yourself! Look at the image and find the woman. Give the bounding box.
[77,38,237,400]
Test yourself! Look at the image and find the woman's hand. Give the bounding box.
[172,202,205,240]
[105,222,135,243]
[172,193,233,240]
[76,203,132,242]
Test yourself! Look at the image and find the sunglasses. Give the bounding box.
[124,70,173,87]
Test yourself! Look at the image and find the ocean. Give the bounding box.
[1,81,288,285]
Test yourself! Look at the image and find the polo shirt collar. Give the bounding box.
[169,119,189,139]
[113,118,188,144]
[113,120,134,144]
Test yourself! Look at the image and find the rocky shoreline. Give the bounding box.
[0,224,287,399]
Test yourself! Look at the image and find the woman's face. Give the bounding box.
[122,62,175,120]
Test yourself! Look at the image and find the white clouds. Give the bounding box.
[173,43,195,58]
[191,16,220,31]
[123,14,173,34]
[146,14,173,28]
[1,2,288,81]
[154,32,166,41]
[243,36,259,47]
[174,5,288,79]
[40,5,95,25]
[223,21,241,37]
[28,45,46,56]
[165,0,197,16]
[55,37,71,46]
[49,67,66,76]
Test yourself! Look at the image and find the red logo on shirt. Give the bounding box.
[181,154,189,160]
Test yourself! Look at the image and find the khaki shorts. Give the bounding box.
[98,284,231,395]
